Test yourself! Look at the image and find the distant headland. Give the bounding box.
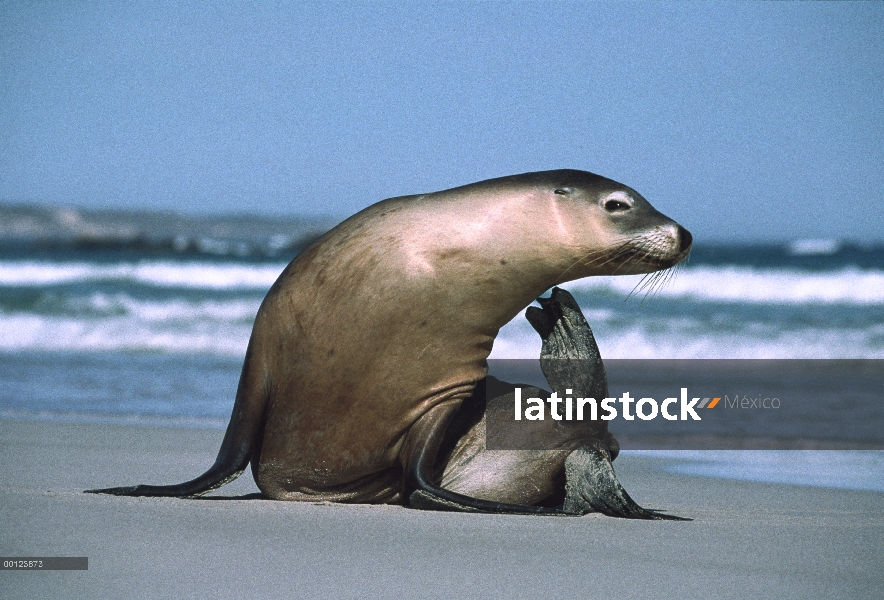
[0,203,335,258]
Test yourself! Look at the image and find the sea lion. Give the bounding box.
[88,169,692,518]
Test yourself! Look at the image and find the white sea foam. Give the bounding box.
[1,258,882,357]
[788,239,841,256]
[0,314,253,355]
[1,285,882,357]
[79,293,261,321]
[489,309,884,359]
[9,307,869,358]
[7,311,875,358]
[0,260,287,289]
[567,266,884,305]
[1,260,883,304]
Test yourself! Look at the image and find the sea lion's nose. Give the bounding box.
[677,225,692,253]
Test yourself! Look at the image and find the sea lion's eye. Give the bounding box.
[604,200,630,212]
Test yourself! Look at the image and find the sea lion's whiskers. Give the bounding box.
[606,245,635,276]
[616,238,657,279]
[627,263,665,300]
[645,270,669,298]
[588,241,634,269]
[555,242,632,281]
[560,246,610,272]
[629,273,661,304]
[662,262,681,289]
[608,240,647,276]
[625,244,672,299]
[624,273,653,302]
[629,259,683,303]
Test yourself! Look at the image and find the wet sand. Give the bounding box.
[2,419,882,599]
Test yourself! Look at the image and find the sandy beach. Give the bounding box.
[1,418,882,599]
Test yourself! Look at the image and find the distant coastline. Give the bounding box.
[0,202,336,258]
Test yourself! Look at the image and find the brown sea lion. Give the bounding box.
[88,170,692,518]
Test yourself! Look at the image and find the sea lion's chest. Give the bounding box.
[253,224,499,479]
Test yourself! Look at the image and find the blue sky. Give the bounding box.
[1,2,882,242]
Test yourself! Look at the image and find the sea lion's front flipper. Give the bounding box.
[526,286,608,397]
[402,399,565,515]
[526,286,614,456]
[527,287,689,520]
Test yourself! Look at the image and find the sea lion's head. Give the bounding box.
[534,170,692,278]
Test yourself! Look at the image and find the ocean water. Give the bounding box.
[631,450,884,493]
[1,242,882,360]
[1,217,882,492]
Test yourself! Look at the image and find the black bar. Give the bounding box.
[1,557,88,570]
[486,359,884,450]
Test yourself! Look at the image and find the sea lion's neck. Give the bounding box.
[397,193,607,331]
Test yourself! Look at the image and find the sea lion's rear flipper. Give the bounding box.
[527,287,690,520]
[403,399,566,515]
[85,341,270,498]
[562,443,689,520]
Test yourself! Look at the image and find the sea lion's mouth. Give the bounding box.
[602,224,691,275]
